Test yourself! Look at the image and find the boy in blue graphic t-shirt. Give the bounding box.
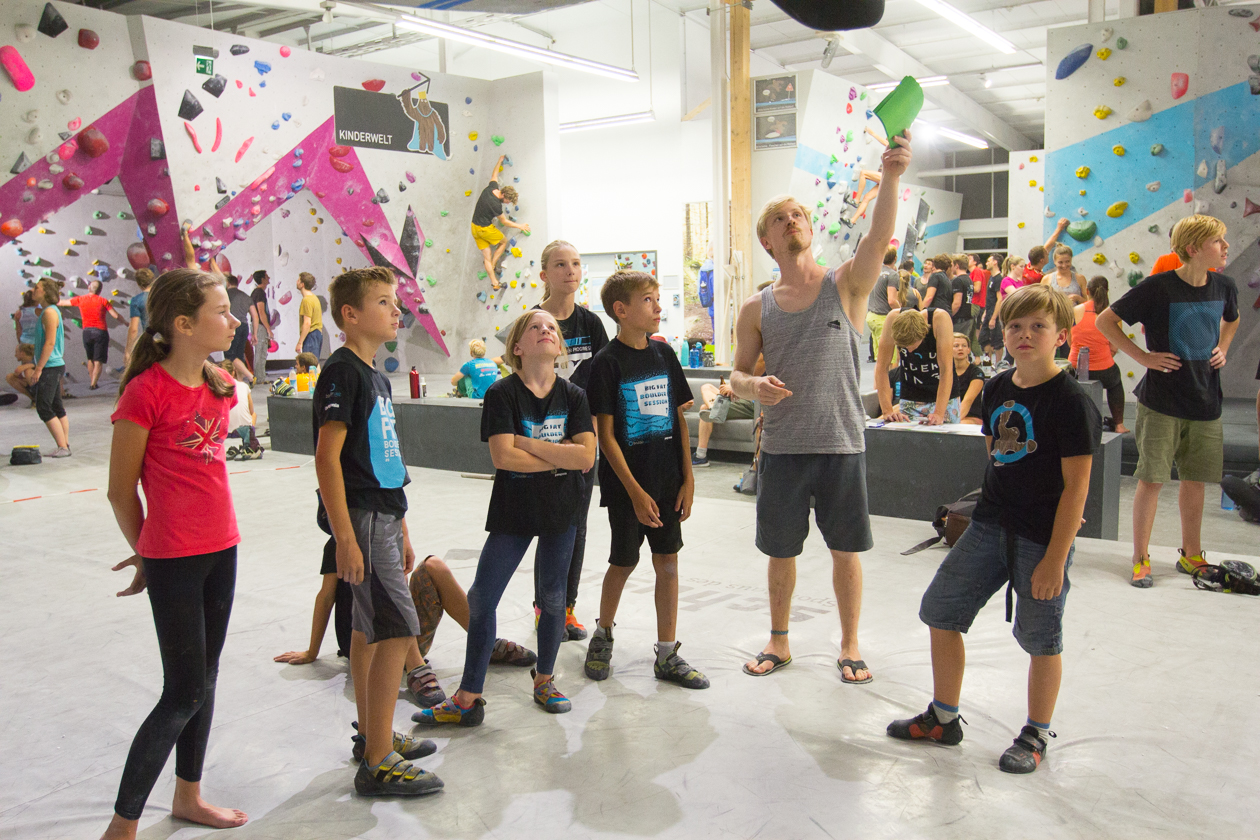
[582,271,709,691]
[452,338,501,398]
[888,284,1101,775]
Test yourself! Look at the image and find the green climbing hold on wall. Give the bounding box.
[1115,36,1128,49]
[477,270,488,280]
[424,239,433,247]
[1066,220,1097,242]
[827,222,841,235]
[440,210,449,217]
[491,135,505,146]
[1128,271,1142,287]
[426,276,437,286]
[1148,224,1160,234]
[816,256,827,267]
[825,170,835,181]
[829,154,838,164]
[385,341,397,352]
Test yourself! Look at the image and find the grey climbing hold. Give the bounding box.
[398,181,406,192]
[1196,159,1208,178]
[57,131,70,141]
[215,195,230,210]
[21,109,38,123]
[149,137,165,160]
[202,74,228,98]
[178,89,204,121]
[215,177,226,194]
[230,44,249,55]
[1147,181,1161,192]
[1214,160,1227,194]
[38,3,69,38]
[1127,100,1152,122]
[193,45,219,58]
[373,187,389,204]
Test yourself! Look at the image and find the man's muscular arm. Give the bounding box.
[731,292,792,406]
[838,133,913,312]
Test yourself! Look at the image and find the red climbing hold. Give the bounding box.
[76,126,109,158]
[280,45,291,57]
[1245,198,1260,218]
[57,141,77,160]
[1171,72,1189,100]
[235,136,255,163]
[211,117,222,153]
[131,60,151,81]
[329,145,351,157]
[1,219,23,239]
[235,80,243,89]
[249,166,275,190]
[1,46,35,92]
[330,158,354,173]
[77,29,99,49]
[248,87,256,97]
[67,117,81,131]
[62,172,83,190]
[126,241,151,270]
[185,121,202,153]
[363,219,374,227]
[362,79,386,92]
[148,198,169,217]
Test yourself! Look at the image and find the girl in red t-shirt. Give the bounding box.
[102,269,246,840]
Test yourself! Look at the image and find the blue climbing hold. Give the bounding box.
[473,144,478,151]
[826,180,837,190]
[465,96,472,104]
[469,168,475,174]
[282,112,291,121]
[383,357,399,373]
[259,80,266,88]
[271,121,279,130]
[255,60,272,74]
[1055,44,1093,80]
[295,148,304,157]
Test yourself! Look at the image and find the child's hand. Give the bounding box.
[632,489,663,528]
[675,480,694,522]
[402,537,416,575]
[1209,345,1228,369]
[113,554,147,597]
[1030,557,1065,600]
[1141,350,1181,373]
[337,539,365,585]
[881,407,910,423]
[274,649,317,665]
[923,410,946,426]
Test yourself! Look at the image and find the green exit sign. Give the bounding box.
[196,57,214,75]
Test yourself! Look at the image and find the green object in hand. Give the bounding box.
[873,76,924,141]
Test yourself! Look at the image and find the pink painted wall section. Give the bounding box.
[118,86,182,269]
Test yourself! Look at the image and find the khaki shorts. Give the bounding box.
[866,312,887,353]
[1133,403,1224,484]
[471,222,504,250]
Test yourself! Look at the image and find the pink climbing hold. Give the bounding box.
[330,158,354,173]
[235,136,255,162]
[131,60,151,81]
[1,219,24,239]
[1183,188,1194,203]
[279,45,291,57]
[1171,72,1189,100]
[1,46,35,92]
[362,79,386,92]
[329,145,351,157]
[248,87,256,97]
[67,117,81,131]
[62,172,83,190]
[236,80,243,89]
[278,291,293,305]
[57,141,77,160]
[211,118,222,153]
[249,166,275,189]
[846,102,853,114]
[148,198,169,217]
[363,219,374,227]
[1245,198,1260,217]
[77,126,110,158]
[184,121,202,153]
[127,242,152,269]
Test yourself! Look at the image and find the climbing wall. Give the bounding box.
[1007,150,1046,260]
[1045,6,1260,397]
[0,1,552,377]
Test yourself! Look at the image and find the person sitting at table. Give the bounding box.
[875,305,956,425]
[693,357,763,468]
[950,332,985,425]
[451,338,501,398]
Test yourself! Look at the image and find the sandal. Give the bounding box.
[838,658,873,684]
[490,638,537,667]
[742,652,791,677]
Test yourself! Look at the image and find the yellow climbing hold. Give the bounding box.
[336,258,342,265]
[1017,222,1026,229]
[1114,76,1126,86]
[1080,190,1087,196]
[1076,166,1091,178]
[1098,47,1112,60]
[335,237,342,244]
[1039,187,1044,192]
[1029,180,1037,187]
[309,208,317,215]
[510,247,522,258]
[522,304,528,310]
[446,248,451,253]
[510,280,517,288]
[1126,370,1134,378]
[469,131,478,141]
[1113,145,1126,156]
[1093,106,1112,119]
[465,190,472,197]
[1093,253,1107,265]
[530,282,537,287]
[1107,201,1128,218]
[311,226,318,233]
[1030,155,1039,162]
[1129,252,1140,264]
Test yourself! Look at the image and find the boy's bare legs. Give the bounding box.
[7,372,32,401]
[1028,654,1062,726]
[697,383,718,453]
[1131,479,1162,562]
[832,550,869,681]
[597,564,635,630]
[232,358,251,382]
[652,553,679,641]
[744,556,795,673]
[479,245,496,280]
[425,557,470,629]
[363,636,411,766]
[350,630,372,726]
[928,627,965,707]
[1178,479,1205,557]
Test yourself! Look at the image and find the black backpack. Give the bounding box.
[902,489,982,555]
[10,445,41,466]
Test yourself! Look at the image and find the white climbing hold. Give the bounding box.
[1101,27,1114,42]
[1094,236,1105,247]
[1147,181,1161,192]
[1127,100,1152,122]
[1197,160,1208,178]
[1045,208,1055,218]
[1078,207,1089,216]
[1210,125,1225,154]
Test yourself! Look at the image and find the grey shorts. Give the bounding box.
[346,508,421,644]
[755,452,873,557]
[919,519,1072,657]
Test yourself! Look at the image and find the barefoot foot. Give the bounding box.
[100,814,139,840]
[171,797,248,829]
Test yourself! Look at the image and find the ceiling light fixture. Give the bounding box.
[393,14,639,81]
[911,0,1017,55]
[558,110,656,133]
[980,72,991,88]
[866,75,948,93]
[936,126,989,148]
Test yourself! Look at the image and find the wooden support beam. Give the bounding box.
[730,0,752,321]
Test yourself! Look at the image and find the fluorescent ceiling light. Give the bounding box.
[559,111,656,133]
[937,126,989,148]
[867,75,948,92]
[911,0,1018,55]
[394,15,638,81]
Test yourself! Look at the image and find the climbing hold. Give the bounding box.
[440,210,448,217]
[184,121,202,153]
[1029,155,1038,162]
[510,247,522,258]
[1196,160,1208,178]
[282,112,291,122]
[178,89,204,121]
[279,45,291,58]
[1171,73,1188,99]
[77,28,99,49]
[76,126,109,158]
[1147,181,1160,192]
[1093,106,1112,119]
[1231,7,1254,15]
[1148,224,1160,234]
[1113,145,1125,156]
[492,135,505,146]
[1128,100,1152,122]
[147,198,169,217]
[372,187,389,204]
[62,172,83,190]
[1128,252,1140,265]
[1214,160,1227,195]
[1101,27,1114,42]
[202,74,227,98]
[1079,190,1087,196]
[1056,44,1093,79]
[469,131,478,141]
[15,23,35,43]
[249,87,256,97]
[1076,166,1090,179]
[1066,220,1097,242]
[38,3,69,38]
[21,110,37,124]
[330,157,354,173]
[1245,198,1260,217]
[1,219,24,238]
[1113,77,1125,86]
[271,121,280,130]
[1017,222,1026,229]
[1150,143,1164,155]
[1210,125,1224,154]
[1045,208,1056,217]
[126,242,150,269]
[1092,253,1107,265]
[1097,47,1111,60]
[0,46,35,92]
[36,178,52,190]
[255,60,272,75]
[230,44,249,55]
[1094,236,1105,247]
[362,79,385,91]
[465,190,472,197]
[131,60,151,81]
[405,171,416,183]
[67,117,80,132]
[1029,179,1037,187]
[1106,201,1128,218]
[1078,207,1089,216]
[235,136,254,162]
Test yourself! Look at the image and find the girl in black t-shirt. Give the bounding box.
[414,311,596,728]
[950,332,986,424]
[530,240,611,640]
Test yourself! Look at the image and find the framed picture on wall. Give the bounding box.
[754,74,797,114]
[755,113,797,151]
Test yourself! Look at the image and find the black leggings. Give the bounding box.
[1089,363,1126,426]
[534,468,594,609]
[114,547,237,820]
[34,364,65,423]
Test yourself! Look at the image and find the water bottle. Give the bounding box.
[409,366,420,399]
[1222,487,1237,511]
[1077,346,1089,381]
[420,376,427,398]
[689,341,700,368]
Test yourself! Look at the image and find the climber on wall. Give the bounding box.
[470,155,530,292]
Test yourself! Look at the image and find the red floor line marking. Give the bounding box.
[14,496,42,502]
[275,466,300,470]
[69,488,98,494]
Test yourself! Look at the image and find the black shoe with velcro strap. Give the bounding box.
[354,751,444,796]
[998,725,1054,774]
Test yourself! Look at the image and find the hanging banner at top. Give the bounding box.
[332,79,451,159]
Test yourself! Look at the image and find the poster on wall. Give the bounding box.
[755,113,797,151]
[754,75,797,114]
[333,75,451,159]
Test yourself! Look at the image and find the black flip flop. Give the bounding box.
[838,658,873,685]
[742,652,791,677]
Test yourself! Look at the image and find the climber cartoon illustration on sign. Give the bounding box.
[397,73,449,160]
[331,76,450,158]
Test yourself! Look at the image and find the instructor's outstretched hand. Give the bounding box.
[881,130,913,179]
[755,375,793,405]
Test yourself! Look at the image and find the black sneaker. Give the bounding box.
[350,722,437,762]
[653,642,709,689]
[887,703,965,746]
[584,628,614,681]
[999,725,1053,774]
[354,751,444,797]
[691,454,710,468]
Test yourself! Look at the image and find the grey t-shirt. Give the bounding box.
[227,288,252,330]
[867,266,899,317]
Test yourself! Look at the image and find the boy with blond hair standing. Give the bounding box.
[1096,215,1239,587]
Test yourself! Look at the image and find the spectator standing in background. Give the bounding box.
[1069,276,1128,433]
[224,275,254,383]
[13,289,40,346]
[948,256,973,340]
[295,272,325,359]
[59,279,125,390]
[978,256,1006,361]
[865,247,901,362]
[919,255,952,316]
[125,269,154,367]
[250,271,271,385]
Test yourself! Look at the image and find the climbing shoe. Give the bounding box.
[411,696,485,727]
[584,628,614,681]
[998,725,1054,774]
[354,751,443,797]
[1176,549,1208,576]
[405,663,447,708]
[565,607,588,641]
[653,642,710,689]
[887,704,965,746]
[350,722,436,763]
[1131,556,1153,588]
[532,670,572,714]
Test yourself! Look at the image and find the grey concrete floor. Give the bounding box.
[2,382,1259,840]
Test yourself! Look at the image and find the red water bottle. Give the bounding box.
[409,366,420,399]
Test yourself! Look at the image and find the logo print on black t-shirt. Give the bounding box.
[620,374,672,444]
[992,400,1038,464]
[1169,300,1224,361]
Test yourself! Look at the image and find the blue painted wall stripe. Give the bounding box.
[925,219,959,240]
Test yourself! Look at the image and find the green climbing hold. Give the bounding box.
[491,135,505,146]
[1066,220,1097,242]
[426,275,437,286]
[1127,270,1143,285]
[817,200,824,208]
[846,130,854,142]
[825,170,835,180]
[385,341,397,352]
[816,256,827,267]
[515,271,521,278]
[859,91,867,100]
[1115,36,1127,49]
[522,230,530,236]
[439,210,449,217]
[1148,224,1160,234]
[477,270,488,280]
[829,154,838,164]
[424,238,433,247]
[827,222,841,235]
[1150,143,1164,156]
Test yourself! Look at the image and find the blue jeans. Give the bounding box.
[302,329,323,357]
[461,528,576,694]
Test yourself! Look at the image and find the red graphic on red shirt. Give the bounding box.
[177,412,225,463]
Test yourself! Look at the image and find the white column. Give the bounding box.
[709,1,730,364]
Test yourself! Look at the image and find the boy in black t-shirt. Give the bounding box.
[470,154,530,290]
[583,271,709,690]
[889,284,1101,774]
[314,267,442,797]
[1096,215,1239,587]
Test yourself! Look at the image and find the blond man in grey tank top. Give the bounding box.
[731,133,913,684]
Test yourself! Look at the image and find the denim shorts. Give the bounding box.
[919,518,1072,656]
